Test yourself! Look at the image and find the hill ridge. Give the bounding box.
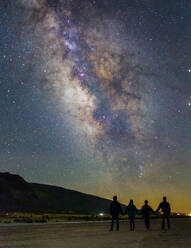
[0,172,112,213]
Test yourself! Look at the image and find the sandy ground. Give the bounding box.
[0,218,191,248]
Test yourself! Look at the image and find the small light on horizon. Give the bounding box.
[188,213,191,217]
[99,213,104,216]
[80,73,85,77]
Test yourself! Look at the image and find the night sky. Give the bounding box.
[1,0,191,212]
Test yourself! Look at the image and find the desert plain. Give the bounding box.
[0,218,191,248]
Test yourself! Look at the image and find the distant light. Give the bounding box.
[188,69,191,73]
[188,213,191,217]
[99,213,104,216]
[177,213,180,216]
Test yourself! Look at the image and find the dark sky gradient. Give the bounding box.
[1,0,191,212]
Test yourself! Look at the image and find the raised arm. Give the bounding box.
[119,203,123,215]
[125,205,129,215]
[140,207,143,215]
[156,203,161,213]
[135,206,138,215]
[168,203,171,214]
[149,206,155,214]
[110,203,113,215]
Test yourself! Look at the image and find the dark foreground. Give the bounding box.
[0,218,191,248]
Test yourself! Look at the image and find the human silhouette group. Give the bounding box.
[110,196,171,231]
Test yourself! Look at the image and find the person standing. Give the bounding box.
[125,200,138,231]
[156,196,171,230]
[140,200,155,230]
[110,195,123,231]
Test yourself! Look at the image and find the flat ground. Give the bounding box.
[0,218,191,248]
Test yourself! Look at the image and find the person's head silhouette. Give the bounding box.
[113,195,117,201]
[145,200,148,205]
[130,199,133,204]
[163,196,167,202]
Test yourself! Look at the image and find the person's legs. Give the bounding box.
[144,218,147,228]
[116,216,119,231]
[161,215,165,229]
[145,217,150,229]
[129,216,135,230]
[166,215,170,229]
[129,217,132,230]
[110,216,115,231]
[148,217,150,229]
[132,216,135,230]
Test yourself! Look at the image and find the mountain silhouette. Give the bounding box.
[0,172,112,213]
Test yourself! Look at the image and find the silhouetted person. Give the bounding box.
[110,195,123,231]
[125,200,138,231]
[140,200,155,230]
[156,196,171,230]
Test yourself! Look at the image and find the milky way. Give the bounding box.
[1,0,191,211]
[20,0,159,176]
